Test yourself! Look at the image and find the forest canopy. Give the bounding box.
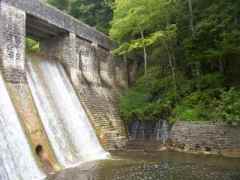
[47,0,113,33]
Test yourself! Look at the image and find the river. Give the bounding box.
[47,151,240,180]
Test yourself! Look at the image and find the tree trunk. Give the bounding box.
[218,58,224,74]
[140,30,148,75]
[165,43,177,102]
[187,0,194,36]
[143,46,147,75]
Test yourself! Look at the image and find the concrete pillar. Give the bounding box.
[128,60,138,85]
[62,33,78,68]
[41,32,78,68]
[78,42,101,86]
[114,56,129,89]
[0,2,26,83]
[99,48,116,88]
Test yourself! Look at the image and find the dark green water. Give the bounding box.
[47,151,240,180]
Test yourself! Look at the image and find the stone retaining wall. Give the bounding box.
[169,121,240,157]
[126,121,240,158]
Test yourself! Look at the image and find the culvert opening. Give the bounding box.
[35,145,43,157]
[35,145,54,174]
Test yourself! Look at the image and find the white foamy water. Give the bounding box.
[0,72,45,180]
[27,58,109,168]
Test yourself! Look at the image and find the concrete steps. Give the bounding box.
[76,84,127,150]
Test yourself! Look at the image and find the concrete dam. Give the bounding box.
[0,0,128,179]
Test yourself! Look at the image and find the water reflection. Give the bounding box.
[47,151,240,180]
[47,162,100,180]
[111,162,240,180]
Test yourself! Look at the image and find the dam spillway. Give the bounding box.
[0,72,45,180]
[27,57,109,167]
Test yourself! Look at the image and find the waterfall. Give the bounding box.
[155,120,169,144]
[27,58,109,168]
[129,120,170,143]
[0,72,45,180]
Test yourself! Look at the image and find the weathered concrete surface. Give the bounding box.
[0,0,128,153]
[0,3,26,83]
[66,39,128,150]
[6,81,61,172]
[39,32,128,150]
[2,0,112,50]
[41,33,78,68]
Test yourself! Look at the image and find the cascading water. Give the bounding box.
[27,59,79,167]
[27,57,109,168]
[155,119,169,144]
[128,120,170,143]
[0,72,45,180]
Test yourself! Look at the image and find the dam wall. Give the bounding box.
[0,0,128,178]
[0,0,128,152]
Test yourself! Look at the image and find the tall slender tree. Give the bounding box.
[110,0,176,75]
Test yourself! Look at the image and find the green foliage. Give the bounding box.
[169,73,224,122]
[110,0,176,54]
[112,31,165,55]
[120,66,240,125]
[47,0,70,11]
[48,0,113,33]
[178,0,240,63]
[194,73,225,90]
[218,88,240,125]
[120,67,183,123]
[70,0,113,33]
[26,38,40,53]
[173,90,221,122]
[113,25,177,56]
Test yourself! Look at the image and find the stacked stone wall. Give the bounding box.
[169,121,240,157]
[125,120,240,157]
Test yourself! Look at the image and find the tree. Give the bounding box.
[187,0,194,36]
[110,0,176,75]
[118,0,240,125]
[72,0,113,33]
[48,0,113,33]
[47,0,71,12]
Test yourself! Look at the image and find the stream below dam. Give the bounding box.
[47,151,240,180]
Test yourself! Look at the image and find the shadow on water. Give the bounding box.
[46,151,240,180]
